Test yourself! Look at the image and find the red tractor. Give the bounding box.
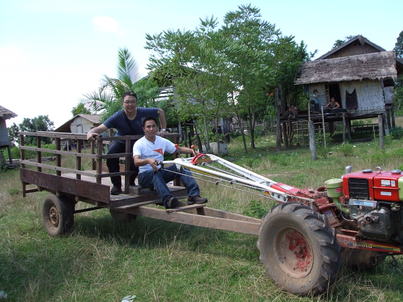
[257,167,403,295]
[176,155,403,295]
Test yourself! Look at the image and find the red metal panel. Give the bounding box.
[342,171,376,199]
[373,172,402,202]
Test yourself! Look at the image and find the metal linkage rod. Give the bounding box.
[163,155,293,203]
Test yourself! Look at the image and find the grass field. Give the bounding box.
[1,131,403,301]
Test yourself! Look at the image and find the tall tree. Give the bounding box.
[146,5,308,150]
[71,103,91,116]
[221,5,305,148]
[394,31,403,111]
[84,48,159,121]
[8,123,19,146]
[147,19,233,150]
[19,115,54,144]
[394,30,403,58]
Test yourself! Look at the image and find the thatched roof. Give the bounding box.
[317,35,385,60]
[295,51,397,85]
[0,105,17,120]
[55,114,101,132]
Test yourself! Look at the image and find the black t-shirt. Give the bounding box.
[103,108,159,136]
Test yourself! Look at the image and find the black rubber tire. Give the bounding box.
[109,209,137,223]
[42,194,75,236]
[342,249,386,270]
[257,203,341,295]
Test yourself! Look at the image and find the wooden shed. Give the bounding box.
[0,105,17,164]
[55,114,101,150]
[55,114,101,134]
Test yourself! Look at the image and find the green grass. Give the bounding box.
[1,131,403,301]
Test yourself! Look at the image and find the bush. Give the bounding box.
[10,143,57,159]
[390,127,403,140]
[317,147,330,159]
[339,143,354,157]
[10,146,20,159]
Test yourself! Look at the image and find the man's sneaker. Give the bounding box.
[165,197,186,209]
[187,195,208,205]
[111,185,122,195]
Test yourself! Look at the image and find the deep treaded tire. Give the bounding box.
[257,203,341,295]
[42,194,75,236]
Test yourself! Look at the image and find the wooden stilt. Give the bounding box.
[321,106,326,148]
[378,114,384,149]
[308,120,317,160]
[342,113,346,144]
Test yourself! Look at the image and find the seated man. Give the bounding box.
[326,97,340,110]
[133,117,208,209]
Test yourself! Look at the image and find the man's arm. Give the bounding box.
[176,146,196,156]
[133,155,159,171]
[87,124,108,140]
[158,109,167,130]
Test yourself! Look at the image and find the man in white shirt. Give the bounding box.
[133,117,208,209]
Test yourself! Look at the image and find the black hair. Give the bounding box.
[123,91,137,100]
[142,116,158,127]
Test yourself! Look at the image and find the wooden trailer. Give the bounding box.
[19,131,261,236]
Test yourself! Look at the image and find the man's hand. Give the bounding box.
[86,124,108,141]
[87,132,99,141]
[148,158,160,171]
[190,145,198,157]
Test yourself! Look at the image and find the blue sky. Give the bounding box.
[1,0,402,127]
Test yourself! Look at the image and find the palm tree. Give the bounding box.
[84,48,139,121]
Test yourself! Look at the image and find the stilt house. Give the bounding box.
[0,105,17,164]
[295,35,402,130]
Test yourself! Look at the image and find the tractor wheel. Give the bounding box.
[257,203,341,295]
[42,194,75,236]
[342,249,386,270]
[109,209,137,223]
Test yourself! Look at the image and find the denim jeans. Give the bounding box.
[138,165,200,205]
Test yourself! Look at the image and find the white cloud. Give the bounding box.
[92,16,122,35]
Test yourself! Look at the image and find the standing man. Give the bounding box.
[87,92,167,195]
[133,117,208,209]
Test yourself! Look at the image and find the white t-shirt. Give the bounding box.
[133,135,177,173]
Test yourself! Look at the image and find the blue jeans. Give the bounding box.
[138,165,200,205]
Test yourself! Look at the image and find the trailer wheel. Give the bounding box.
[42,194,74,236]
[109,209,137,223]
[342,249,386,270]
[257,203,341,295]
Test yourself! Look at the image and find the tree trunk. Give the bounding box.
[193,122,203,152]
[248,107,256,149]
[215,117,221,156]
[275,87,282,150]
[237,115,247,153]
[202,117,210,152]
